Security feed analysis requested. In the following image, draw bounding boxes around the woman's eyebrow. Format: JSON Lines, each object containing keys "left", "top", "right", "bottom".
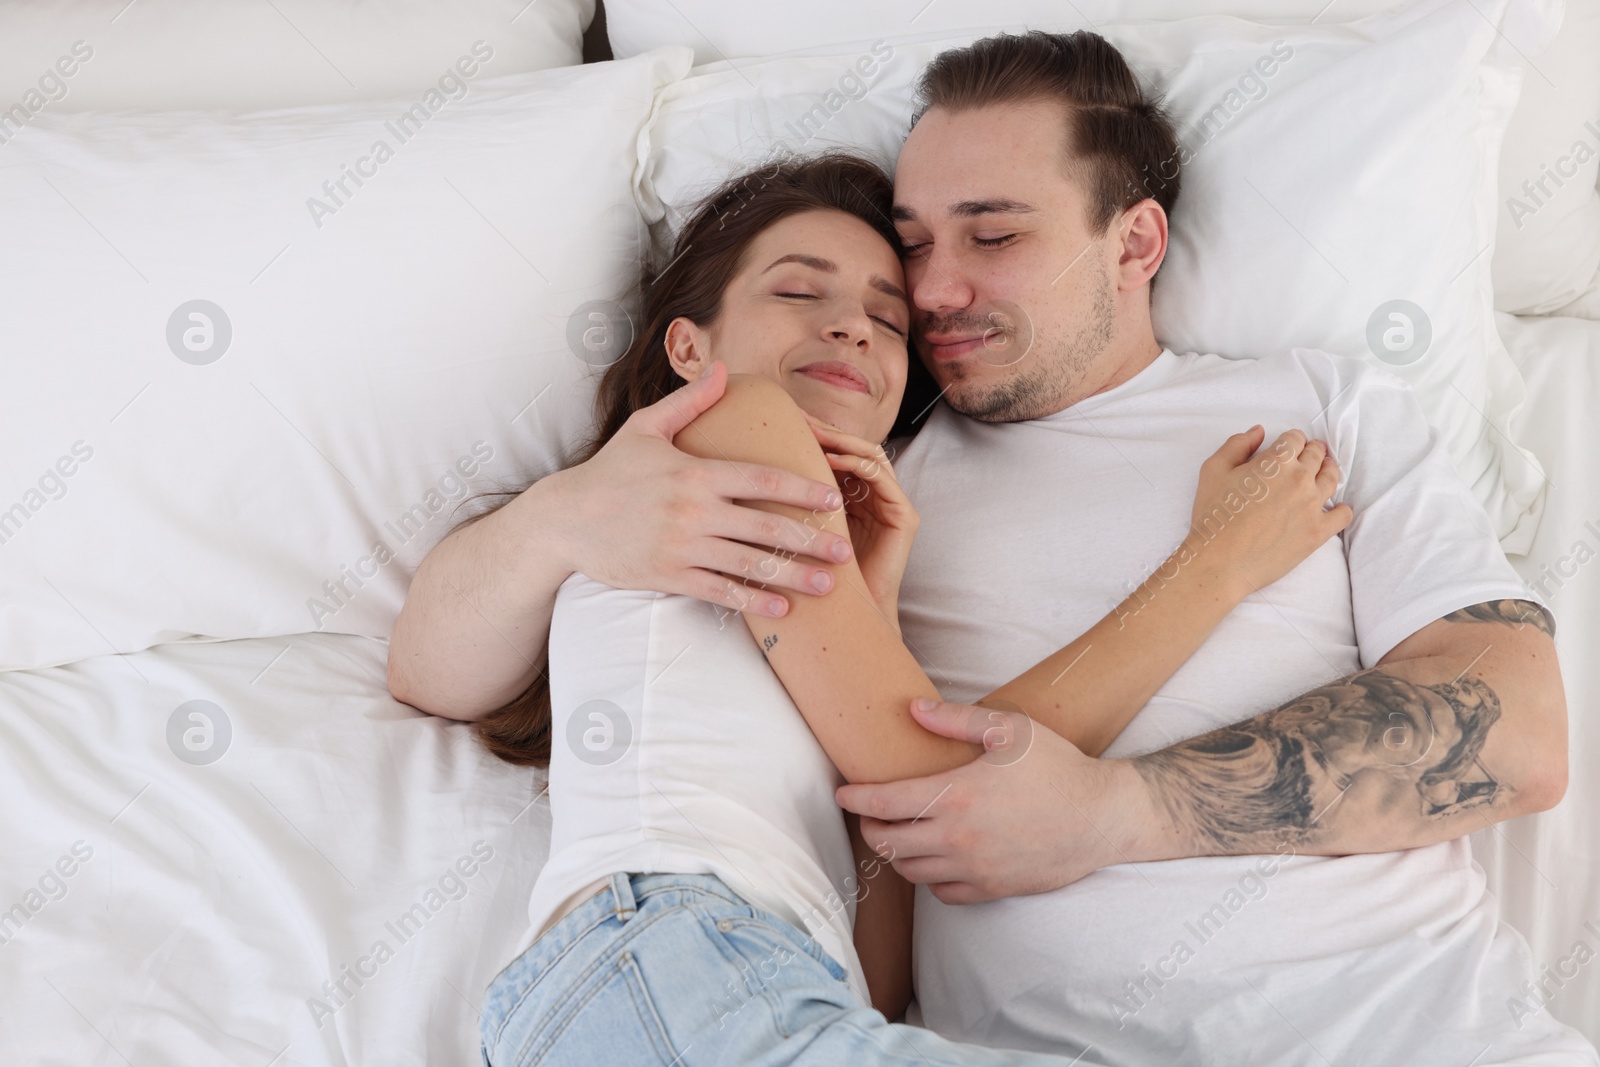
{"left": 871, "top": 276, "right": 908, "bottom": 303}
{"left": 761, "top": 253, "right": 834, "bottom": 274}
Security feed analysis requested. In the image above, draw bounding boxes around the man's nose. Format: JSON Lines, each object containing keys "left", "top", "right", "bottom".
{"left": 909, "top": 251, "right": 974, "bottom": 314}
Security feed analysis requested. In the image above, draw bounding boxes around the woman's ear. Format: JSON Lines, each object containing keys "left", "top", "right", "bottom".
{"left": 664, "top": 316, "right": 709, "bottom": 382}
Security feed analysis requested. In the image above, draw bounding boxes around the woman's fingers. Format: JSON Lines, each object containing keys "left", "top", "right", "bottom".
{"left": 824, "top": 451, "right": 905, "bottom": 503}
{"left": 1295, "top": 438, "right": 1327, "bottom": 472}
{"left": 1208, "top": 425, "right": 1264, "bottom": 470}
{"left": 804, "top": 411, "right": 892, "bottom": 463}
{"left": 1267, "top": 428, "right": 1309, "bottom": 466}
{"left": 1314, "top": 452, "right": 1342, "bottom": 497}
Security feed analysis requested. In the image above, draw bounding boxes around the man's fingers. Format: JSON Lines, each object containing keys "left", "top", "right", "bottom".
{"left": 1322, "top": 502, "right": 1354, "bottom": 537}
{"left": 705, "top": 498, "right": 851, "bottom": 568}
{"left": 678, "top": 568, "right": 789, "bottom": 619}
{"left": 910, "top": 698, "right": 1029, "bottom": 759}
{"left": 886, "top": 855, "right": 965, "bottom": 885}
{"left": 645, "top": 359, "right": 728, "bottom": 438}
{"left": 836, "top": 778, "right": 950, "bottom": 822}
{"left": 697, "top": 525, "right": 841, "bottom": 599}
{"left": 857, "top": 813, "right": 944, "bottom": 861}
{"left": 928, "top": 881, "right": 990, "bottom": 905}
{"left": 708, "top": 459, "right": 846, "bottom": 517}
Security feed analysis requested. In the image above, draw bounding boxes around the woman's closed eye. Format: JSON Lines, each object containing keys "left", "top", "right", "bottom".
{"left": 780, "top": 291, "right": 905, "bottom": 338}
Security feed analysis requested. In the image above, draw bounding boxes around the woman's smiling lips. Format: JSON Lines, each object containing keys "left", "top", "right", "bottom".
{"left": 797, "top": 360, "right": 870, "bottom": 394}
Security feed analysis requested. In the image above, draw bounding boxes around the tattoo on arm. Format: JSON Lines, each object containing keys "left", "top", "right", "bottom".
{"left": 1441, "top": 599, "right": 1555, "bottom": 638}
{"left": 1131, "top": 669, "right": 1506, "bottom": 853}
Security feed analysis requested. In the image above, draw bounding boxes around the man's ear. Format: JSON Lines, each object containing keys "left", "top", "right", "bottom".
{"left": 664, "top": 316, "right": 710, "bottom": 382}
{"left": 1116, "top": 198, "right": 1168, "bottom": 291}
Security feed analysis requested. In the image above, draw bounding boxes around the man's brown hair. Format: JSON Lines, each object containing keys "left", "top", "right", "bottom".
{"left": 912, "top": 30, "right": 1182, "bottom": 237}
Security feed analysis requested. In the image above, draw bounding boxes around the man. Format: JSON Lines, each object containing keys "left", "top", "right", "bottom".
{"left": 390, "top": 30, "right": 1593, "bottom": 1066}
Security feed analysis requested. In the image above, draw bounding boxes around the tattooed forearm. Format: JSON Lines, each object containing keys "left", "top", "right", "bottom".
{"left": 1130, "top": 669, "right": 1506, "bottom": 853}
{"left": 1442, "top": 599, "right": 1555, "bottom": 638}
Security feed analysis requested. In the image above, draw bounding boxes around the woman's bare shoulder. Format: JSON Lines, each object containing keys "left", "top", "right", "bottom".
{"left": 672, "top": 373, "right": 824, "bottom": 474}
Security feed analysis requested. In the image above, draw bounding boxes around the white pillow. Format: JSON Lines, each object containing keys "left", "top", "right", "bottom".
{"left": 605, "top": 0, "right": 1405, "bottom": 65}
{"left": 637, "top": 0, "right": 1546, "bottom": 551}
{"left": 1551, "top": 260, "right": 1600, "bottom": 320}
{"left": 0, "top": 47, "right": 692, "bottom": 671}
{"left": 1490, "top": 0, "right": 1600, "bottom": 315}
{"left": 0, "top": 0, "right": 594, "bottom": 113}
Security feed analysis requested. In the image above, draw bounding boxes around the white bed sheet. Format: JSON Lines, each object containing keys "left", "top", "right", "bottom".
{"left": 1471, "top": 312, "right": 1600, "bottom": 1044}
{"left": 0, "top": 632, "right": 551, "bottom": 1066}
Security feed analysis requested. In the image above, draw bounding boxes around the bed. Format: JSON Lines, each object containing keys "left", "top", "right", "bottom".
{"left": 1, "top": 0, "right": 1596, "bottom": 1062}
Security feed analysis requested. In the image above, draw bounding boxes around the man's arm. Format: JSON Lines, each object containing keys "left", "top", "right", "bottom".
{"left": 837, "top": 599, "right": 1568, "bottom": 903}
{"left": 1124, "top": 599, "right": 1566, "bottom": 857}
{"left": 387, "top": 362, "right": 852, "bottom": 720}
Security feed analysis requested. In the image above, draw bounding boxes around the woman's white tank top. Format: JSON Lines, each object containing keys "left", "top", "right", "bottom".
{"left": 519, "top": 572, "right": 869, "bottom": 1000}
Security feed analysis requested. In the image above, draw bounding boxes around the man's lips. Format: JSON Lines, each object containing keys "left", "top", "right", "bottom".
{"left": 796, "top": 360, "right": 870, "bottom": 394}
{"left": 924, "top": 334, "right": 995, "bottom": 362}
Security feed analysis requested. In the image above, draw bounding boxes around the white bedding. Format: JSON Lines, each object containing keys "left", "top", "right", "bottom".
{"left": 3, "top": 335, "right": 1597, "bottom": 1060}
{"left": 0, "top": 632, "right": 551, "bottom": 1066}
{"left": 1472, "top": 311, "right": 1600, "bottom": 1044}
{"left": 3, "top": 316, "right": 1595, "bottom": 1062}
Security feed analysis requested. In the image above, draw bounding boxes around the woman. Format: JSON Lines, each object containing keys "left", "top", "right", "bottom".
{"left": 471, "top": 152, "right": 1349, "bottom": 1066}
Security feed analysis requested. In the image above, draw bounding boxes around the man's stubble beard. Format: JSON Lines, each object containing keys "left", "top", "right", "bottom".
{"left": 937, "top": 258, "right": 1116, "bottom": 424}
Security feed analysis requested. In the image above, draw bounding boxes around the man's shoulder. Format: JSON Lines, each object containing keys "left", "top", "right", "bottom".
{"left": 1177, "top": 347, "right": 1414, "bottom": 415}
{"left": 1183, "top": 346, "right": 1393, "bottom": 385}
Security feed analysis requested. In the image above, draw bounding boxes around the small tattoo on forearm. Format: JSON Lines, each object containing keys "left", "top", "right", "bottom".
{"left": 762, "top": 633, "right": 779, "bottom": 652}
{"left": 1442, "top": 599, "right": 1555, "bottom": 638}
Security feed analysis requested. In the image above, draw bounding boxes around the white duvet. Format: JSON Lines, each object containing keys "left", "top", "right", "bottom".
{"left": 0, "top": 632, "right": 551, "bottom": 1066}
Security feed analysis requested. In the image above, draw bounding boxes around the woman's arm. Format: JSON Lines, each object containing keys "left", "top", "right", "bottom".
{"left": 975, "top": 426, "right": 1350, "bottom": 756}
{"left": 674, "top": 373, "right": 979, "bottom": 783}
{"left": 676, "top": 379, "right": 1351, "bottom": 777}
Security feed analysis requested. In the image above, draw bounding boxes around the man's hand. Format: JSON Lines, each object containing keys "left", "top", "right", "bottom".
{"left": 835, "top": 600, "right": 1567, "bottom": 905}
{"left": 835, "top": 699, "right": 1146, "bottom": 904}
{"left": 388, "top": 360, "right": 854, "bottom": 719}
{"left": 549, "top": 360, "right": 854, "bottom": 617}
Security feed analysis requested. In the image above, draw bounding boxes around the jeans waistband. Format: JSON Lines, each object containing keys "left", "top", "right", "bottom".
{"left": 601, "top": 872, "right": 748, "bottom": 917}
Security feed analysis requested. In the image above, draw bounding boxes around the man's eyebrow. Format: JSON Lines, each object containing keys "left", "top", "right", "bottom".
{"left": 891, "top": 199, "right": 1039, "bottom": 222}
{"left": 762, "top": 252, "right": 907, "bottom": 304}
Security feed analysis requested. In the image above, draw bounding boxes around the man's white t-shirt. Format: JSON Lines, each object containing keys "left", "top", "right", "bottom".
{"left": 891, "top": 348, "right": 1593, "bottom": 1065}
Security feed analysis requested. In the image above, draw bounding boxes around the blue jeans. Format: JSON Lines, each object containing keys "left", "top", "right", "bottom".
{"left": 481, "top": 872, "right": 1097, "bottom": 1066}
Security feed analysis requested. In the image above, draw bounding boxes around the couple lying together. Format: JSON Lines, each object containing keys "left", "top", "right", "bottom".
{"left": 389, "top": 29, "right": 1595, "bottom": 1067}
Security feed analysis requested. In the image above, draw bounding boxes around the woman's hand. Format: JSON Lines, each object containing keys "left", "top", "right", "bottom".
{"left": 1188, "top": 426, "right": 1354, "bottom": 598}
{"left": 801, "top": 412, "right": 917, "bottom": 632}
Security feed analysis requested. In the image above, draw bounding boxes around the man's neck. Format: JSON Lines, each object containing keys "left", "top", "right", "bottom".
{"left": 1062, "top": 333, "right": 1165, "bottom": 412}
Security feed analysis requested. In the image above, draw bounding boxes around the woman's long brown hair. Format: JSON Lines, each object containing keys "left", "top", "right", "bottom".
{"left": 460, "top": 151, "right": 941, "bottom": 767}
